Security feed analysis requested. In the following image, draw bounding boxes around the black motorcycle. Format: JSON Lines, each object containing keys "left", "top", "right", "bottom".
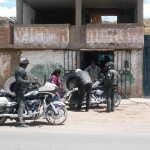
{"left": 0, "top": 81, "right": 67, "bottom": 125}
{"left": 64, "top": 80, "right": 121, "bottom": 109}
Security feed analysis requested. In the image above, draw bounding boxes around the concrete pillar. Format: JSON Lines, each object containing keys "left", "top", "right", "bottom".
{"left": 137, "top": 0, "right": 143, "bottom": 24}
{"left": 75, "top": 0, "right": 82, "bottom": 49}
{"left": 17, "top": 0, "right": 23, "bottom": 24}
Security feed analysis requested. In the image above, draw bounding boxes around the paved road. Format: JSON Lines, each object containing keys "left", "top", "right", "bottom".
{"left": 0, "top": 100, "right": 150, "bottom": 150}
{"left": 0, "top": 129, "right": 150, "bottom": 150}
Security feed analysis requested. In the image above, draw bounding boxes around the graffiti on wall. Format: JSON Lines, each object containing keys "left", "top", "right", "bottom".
{"left": 118, "top": 70, "right": 135, "bottom": 85}
{"left": 31, "top": 62, "right": 64, "bottom": 80}
{"left": 14, "top": 25, "right": 69, "bottom": 48}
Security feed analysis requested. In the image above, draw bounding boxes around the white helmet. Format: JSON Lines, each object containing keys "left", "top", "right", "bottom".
{"left": 19, "top": 58, "right": 29, "bottom": 66}
{"left": 75, "top": 69, "right": 82, "bottom": 74}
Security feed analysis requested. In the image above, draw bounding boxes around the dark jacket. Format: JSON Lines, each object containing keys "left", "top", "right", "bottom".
{"left": 15, "top": 66, "right": 28, "bottom": 92}
{"left": 104, "top": 69, "right": 118, "bottom": 86}
{"left": 76, "top": 71, "right": 92, "bottom": 87}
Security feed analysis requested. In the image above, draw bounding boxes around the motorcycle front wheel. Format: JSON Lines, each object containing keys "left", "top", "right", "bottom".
{"left": 46, "top": 105, "right": 67, "bottom": 125}
{"left": 0, "top": 117, "right": 7, "bottom": 125}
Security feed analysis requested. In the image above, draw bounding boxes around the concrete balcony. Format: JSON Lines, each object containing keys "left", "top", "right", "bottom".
{"left": 14, "top": 24, "right": 69, "bottom": 49}
{"left": 13, "top": 24, "right": 144, "bottom": 50}
{"left": 86, "top": 24, "right": 144, "bottom": 50}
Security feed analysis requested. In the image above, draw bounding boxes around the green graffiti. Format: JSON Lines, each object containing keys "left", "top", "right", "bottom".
{"left": 119, "top": 70, "right": 135, "bottom": 84}
{"left": 31, "top": 62, "right": 64, "bottom": 80}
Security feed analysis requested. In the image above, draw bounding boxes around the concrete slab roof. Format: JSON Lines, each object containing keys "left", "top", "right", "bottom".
{"left": 25, "top": 0, "right": 137, "bottom": 9}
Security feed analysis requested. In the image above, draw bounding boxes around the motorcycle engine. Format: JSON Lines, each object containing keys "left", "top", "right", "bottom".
{"left": 95, "top": 90, "right": 103, "bottom": 96}
{"left": 26, "top": 99, "right": 41, "bottom": 114}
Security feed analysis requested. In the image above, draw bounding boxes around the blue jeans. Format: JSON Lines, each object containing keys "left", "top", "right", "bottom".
{"left": 54, "top": 93, "right": 60, "bottom": 101}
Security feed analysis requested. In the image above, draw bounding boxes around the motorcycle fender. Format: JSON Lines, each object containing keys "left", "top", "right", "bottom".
{"left": 47, "top": 101, "right": 66, "bottom": 108}
{"left": 52, "top": 101, "right": 66, "bottom": 106}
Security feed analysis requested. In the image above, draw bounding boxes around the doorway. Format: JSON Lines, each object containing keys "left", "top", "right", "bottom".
{"left": 80, "top": 51, "right": 114, "bottom": 71}
{"left": 143, "top": 35, "right": 150, "bottom": 97}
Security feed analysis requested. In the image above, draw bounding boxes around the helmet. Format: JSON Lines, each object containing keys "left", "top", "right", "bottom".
{"left": 75, "top": 69, "right": 82, "bottom": 74}
{"left": 105, "top": 62, "right": 115, "bottom": 70}
{"left": 19, "top": 58, "right": 29, "bottom": 66}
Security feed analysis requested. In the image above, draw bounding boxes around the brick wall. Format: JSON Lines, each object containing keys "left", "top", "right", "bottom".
{"left": 0, "top": 26, "right": 10, "bottom": 46}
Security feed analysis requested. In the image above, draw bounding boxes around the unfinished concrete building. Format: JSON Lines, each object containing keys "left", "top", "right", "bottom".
{"left": 0, "top": 0, "right": 144, "bottom": 97}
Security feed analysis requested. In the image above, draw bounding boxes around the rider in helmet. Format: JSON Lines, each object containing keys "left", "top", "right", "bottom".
{"left": 103, "top": 62, "right": 118, "bottom": 112}
{"left": 15, "top": 58, "right": 30, "bottom": 127}
{"left": 75, "top": 68, "right": 92, "bottom": 112}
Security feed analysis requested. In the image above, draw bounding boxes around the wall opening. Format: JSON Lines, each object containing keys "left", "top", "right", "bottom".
{"left": 35, "top": 8, "right": 75, "bottom": 25}
{"left": 101, "top": 16, "right": 117, "bottom": 24}
{"left": 80, "top": 50, "right": 114, "bottom": 71}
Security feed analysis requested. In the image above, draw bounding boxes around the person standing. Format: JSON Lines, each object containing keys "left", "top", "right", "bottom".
{"left": 75, "top": 69, "right": 92, "bottom": 112}
{"left": 15, "top": 58, "right": 30, "bottom": 127}
{"left": 85, "top": 61, "right": 101, "bottom": 81}
{"left": 103, "top": 62, "right": 118, "bottom": 112}
{"left": 48, "top": 69, "right": 62, "bottom": 101}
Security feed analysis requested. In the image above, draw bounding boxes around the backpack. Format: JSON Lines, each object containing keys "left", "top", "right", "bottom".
{"left": 103, "top": 71, "right": 114, "bottom": 87}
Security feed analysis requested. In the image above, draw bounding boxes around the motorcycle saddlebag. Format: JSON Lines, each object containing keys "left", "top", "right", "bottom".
{"left": 0, "top": 97, "right": 8, "bottom": 112}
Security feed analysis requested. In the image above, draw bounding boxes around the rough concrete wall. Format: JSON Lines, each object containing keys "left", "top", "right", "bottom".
{"left": 0, "top": 26, "right": 10, "bottom": 46}
{"left": 0, "top": 50, "right": 20, "bottom": 88}
{"left": 14, "top": 24, "right": 69, "bottom": 49}
{"left": 114, "top": 49, "right": 143, "bottom": 98}
{"left": 145, "top": 26, "right": 150, "bottom": 35}
{"left": 0, "top": 49, "right": 77, "bottom": 88}
{"left": 86, "top": 24, "right": 144, "bottom": 49}
{"left": 23, "top": 2, "right": 35, "bottom": 25}
{"left": 20, "top": 50, "right": 66, "bottom": 84}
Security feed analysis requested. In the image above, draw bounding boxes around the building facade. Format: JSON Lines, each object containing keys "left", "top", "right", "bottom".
{"left": 0, "top": 0, "right": 144, "bottom": 97}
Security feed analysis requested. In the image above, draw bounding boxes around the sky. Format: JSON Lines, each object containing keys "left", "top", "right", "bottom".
{"left": 0, "top": 0, "right": 150, "bottom": 19}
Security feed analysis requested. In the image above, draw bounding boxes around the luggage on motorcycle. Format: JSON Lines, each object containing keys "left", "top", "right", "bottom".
{"left": 0, "top": 90, "right": 14, "bottom": 99}
{"left": 0, "top": 97, "right": 8, "bottom": 113}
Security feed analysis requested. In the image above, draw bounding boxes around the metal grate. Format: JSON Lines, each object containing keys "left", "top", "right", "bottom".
{"left": 64, "top": 50, "right": 78, "bottom": 74}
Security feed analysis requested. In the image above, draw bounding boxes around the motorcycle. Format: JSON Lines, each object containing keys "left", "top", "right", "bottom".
{"left": 0, "top": 81, "right": 67, "bottom": 125}
{"left": 64, "top": 79, "right": 121, "bottom": 109}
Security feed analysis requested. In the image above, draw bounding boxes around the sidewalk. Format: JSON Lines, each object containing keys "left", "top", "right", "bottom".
{"left": 121, "top": 98, "right": 150, "bottom": 105}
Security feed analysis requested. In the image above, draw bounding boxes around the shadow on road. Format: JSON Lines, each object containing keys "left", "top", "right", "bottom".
{"left": 1, "top": 120, "right": 65, "bottom": 128}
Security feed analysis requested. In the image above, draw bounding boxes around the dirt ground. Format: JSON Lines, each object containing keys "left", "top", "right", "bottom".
{"left": 1, "top": 99, "right": 150, "bottom": 135}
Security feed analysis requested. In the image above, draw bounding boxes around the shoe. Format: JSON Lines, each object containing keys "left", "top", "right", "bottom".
{"left": 16, "top": 121, "right": 26, "bottom": 125}
{"left": 106, "top": 110, "right": 111, "bottom": 113}
{"left": 18, "top": 124, "right": 30, "bottom": 128}
{"left": 85, "top": 109, "right": 89, "bottom": 112}
{"left": 111, "top": 109, "right": 114, "bottom": 112}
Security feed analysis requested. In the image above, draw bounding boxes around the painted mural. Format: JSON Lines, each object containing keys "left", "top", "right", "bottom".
{"left": 31, "top": 62, "right": 64, "bottom": 81}
{"left": 114, "top": 50, "right": 142, "bottom": 97}
{"left": 20, "top": 50, "right": 65, "bottom": 84}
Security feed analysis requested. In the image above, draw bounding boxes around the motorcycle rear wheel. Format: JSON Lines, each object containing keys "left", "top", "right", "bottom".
{"left": 68, "top": 103, "right": 77, "bottom": 109}
{"left": 46, "top": 105, "right": 67, "bottom": 125}
{"left": 0, "top": 117, "right": 7, "bottom": 125}
{"left": 114, "top": 92, "right": 121, "bottom": 107}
